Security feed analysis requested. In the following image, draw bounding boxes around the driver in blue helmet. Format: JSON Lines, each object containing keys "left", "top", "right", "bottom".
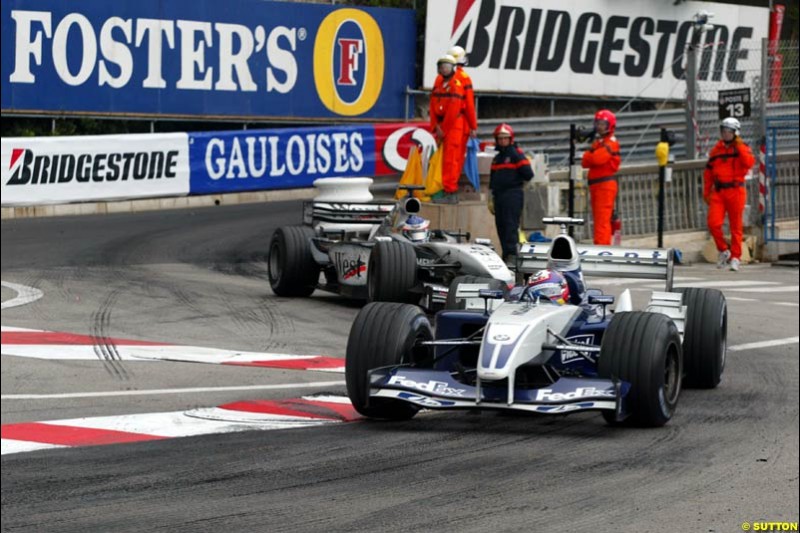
{"left": 401, "top": 215, "right": 431, "bottom": 243}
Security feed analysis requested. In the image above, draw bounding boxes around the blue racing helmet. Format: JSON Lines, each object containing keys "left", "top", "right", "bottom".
{"left": 401, "top": 215, "right": 430, "bottom": 243}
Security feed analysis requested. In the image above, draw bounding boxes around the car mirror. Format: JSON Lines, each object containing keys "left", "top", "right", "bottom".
{"left": 478, "top": 289, "right": 504, "bottom": 299}
{"left": 588, "top": 294, "right": 615, "bottom": 306}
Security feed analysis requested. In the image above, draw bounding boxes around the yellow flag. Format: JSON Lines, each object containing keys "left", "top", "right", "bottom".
{"left": 423, "top": 145, "right": 444, "bottom": 198}
{"left": 395, "top": 147, "right": 424, "bottom": 200}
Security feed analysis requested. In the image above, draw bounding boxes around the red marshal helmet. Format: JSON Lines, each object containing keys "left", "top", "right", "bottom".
{"left": 493, "top": 123, "right": 514, "bottom": 142}
{"left": 594, "top": 109, "right": 617, "bottom": 133}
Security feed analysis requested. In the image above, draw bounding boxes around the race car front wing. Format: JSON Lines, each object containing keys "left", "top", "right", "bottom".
{"left": 367, "top": 367, "right": 631, "bottom": 418}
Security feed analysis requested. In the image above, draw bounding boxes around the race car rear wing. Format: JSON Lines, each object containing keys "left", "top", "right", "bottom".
{"left": 303, "top": 201, "right": 396, "bottom": 226}
{"left": 516, "top": 242, "right": 675, "bottom": 292}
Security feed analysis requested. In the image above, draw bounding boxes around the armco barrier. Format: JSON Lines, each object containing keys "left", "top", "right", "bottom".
{"left": 479, "top": 102, "right": 799, "bottom": 167}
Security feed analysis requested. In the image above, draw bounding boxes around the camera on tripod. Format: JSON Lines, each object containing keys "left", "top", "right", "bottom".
{"left": 573, "top": 125, "right": 596, "bottom": 143}
{"left": 660, "top": 129, "right": 678, "bottom": 146}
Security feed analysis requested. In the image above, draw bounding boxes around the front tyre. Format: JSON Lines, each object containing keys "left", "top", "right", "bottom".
{"left": 268, "top": 226, "right": 319, "bottom": 297}
{"left": 346, "top": 302, "right": 432, "bottom": 420}
{"left": 598, "top": 312, "right": 683, "bottom": 427}
{"left": 367, "top": 241, "right": 418, "bottom": 304}
{"left": 678, "top": 288, "right": 727, "bottom": 389}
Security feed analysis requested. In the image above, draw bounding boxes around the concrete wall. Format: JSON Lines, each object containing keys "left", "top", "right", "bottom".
{"left": 420, "top": 201, "right": 501, "bottom": 252}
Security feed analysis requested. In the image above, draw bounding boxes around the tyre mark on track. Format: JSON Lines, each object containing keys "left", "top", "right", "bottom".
{"left": 215, "top": 287, "right": 296, "bottom": 350}
{"left": 90, "top": 290, "right": 131, "bottom": 381}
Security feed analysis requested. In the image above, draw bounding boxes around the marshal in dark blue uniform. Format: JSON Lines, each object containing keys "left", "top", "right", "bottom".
{"left": 489, "top": 123, "right": 534, "bottom": 262}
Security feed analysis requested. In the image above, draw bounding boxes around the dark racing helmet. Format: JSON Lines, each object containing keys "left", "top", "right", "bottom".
{"left": 527, "top": 269, "right": 570, "bottom": 304}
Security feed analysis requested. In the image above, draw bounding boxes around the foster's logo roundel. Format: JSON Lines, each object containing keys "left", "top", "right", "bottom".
{"left": 314, "top": 9, "right": 384, "bottom": 116}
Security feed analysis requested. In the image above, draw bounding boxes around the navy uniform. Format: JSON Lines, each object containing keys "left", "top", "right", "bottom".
{"left": 490, "top": 123, "right": 533, "bottom": 261}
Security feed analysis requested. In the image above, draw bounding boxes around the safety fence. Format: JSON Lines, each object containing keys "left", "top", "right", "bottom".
{"left": 476, "top": 39, "right": 799, "bottom": 170}
{"left": 765, "top": 117, "right": 800, "bottom": 244}
{"left": 693, "top": 40, "right": 799, "bottom": 159}
{"left": 478, "top": 102, "right": 798, "bottom": 169}
{"left": 547, "top": 152, "right": 799, "bottom": 240}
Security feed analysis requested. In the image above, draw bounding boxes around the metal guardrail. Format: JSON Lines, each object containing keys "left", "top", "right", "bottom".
{"left": 479, "top": 102, "right": 799, "bottom": 168}
{"left": 545, "top": 152, "right": 799, "bottom": 240}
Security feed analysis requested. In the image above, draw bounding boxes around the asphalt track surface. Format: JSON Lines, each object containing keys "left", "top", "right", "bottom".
{"left": 2, "top": 202, "right": 798, "bottom": 532}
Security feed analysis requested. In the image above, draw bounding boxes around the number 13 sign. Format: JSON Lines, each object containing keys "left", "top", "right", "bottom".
{"left": 718, "top": 88, "right": 752, "bottom": 119}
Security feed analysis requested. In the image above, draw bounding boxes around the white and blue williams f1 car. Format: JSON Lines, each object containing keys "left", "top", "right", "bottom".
{"left": 345, "top": 217, "right": 727, "bottom": 427}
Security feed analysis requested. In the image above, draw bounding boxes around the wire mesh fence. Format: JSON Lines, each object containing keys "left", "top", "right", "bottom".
{"left": 546, "top": 153, "right": 798, "bottom": 241}
{"left": 764, "top": 40, "right": 800, "bottom": 153}
{"left": 691, "top": 41, "right": 764, "bottom": 157}
{"left": 692, "top": 39, "right": 799, "bottom": 157}
{"left": 481, "top": 41, "right": 798, "bottom": 171}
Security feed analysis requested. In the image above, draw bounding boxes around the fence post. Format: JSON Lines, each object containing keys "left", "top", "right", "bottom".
{"left": 684, "top": 43, "right": 698, "bottom": 160}
{"left": 568, "top": 124, "right": 576, "bottom": 237}
{"left": 657, "top": 129, "right": 668, "bottom": 248}
{"left": 759, "top": 38, "right": 769, "bottom": 143}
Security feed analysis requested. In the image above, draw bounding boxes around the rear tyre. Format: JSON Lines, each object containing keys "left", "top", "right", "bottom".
{"left": 445, "top": 275, "right": 508, "bottom": 310}
{"left": 598, "top": 312, "right": 683, "bottom": 427}
{"left": 268, "top": 226, "right": 319, "bottom": 297}
{"left": 367, "top": 241, "right": 418, "bottom": 304}
{"left": 677, "top": 288, "right": 727, "bottom": 389}
{"left": 346, "top": 302, "right": 431, "bottom": 419}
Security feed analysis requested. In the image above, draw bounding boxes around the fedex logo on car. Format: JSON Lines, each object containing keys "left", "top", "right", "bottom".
{"left": 535, "top": 387, "right": 615, "bottom": 402}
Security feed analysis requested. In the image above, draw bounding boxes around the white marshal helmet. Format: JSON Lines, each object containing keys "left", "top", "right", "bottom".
{"left": 401, "top": 215, "right": 431, "bottom": 243}
{"left": 447, "top": 45, "right": 468, "bottom": 65}
{"left": 437, "top": 54, "right": 458, "bottom": 66}
{"left": 720, "top": 117, "right": 741, "bottom": 135}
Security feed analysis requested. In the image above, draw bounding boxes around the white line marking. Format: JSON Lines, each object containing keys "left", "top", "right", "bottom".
{"left": 1, "top": 281, "right": 44, "bottom": 310}
{"left": 652, "top": 280, "right": 781, "bottom": 289}
{"left": 0, "top": 343, "right": 343, "bottom": 370}
{"left": 774, "top": 302, "right": 800, "bottom": 307}
{"left": 0, "top": 439, "right": 65, "bottom": 455}
{"left": 0, "top": 344, "right": 324, "bottom": 362}
{"left": 726, "top": 296, "right": 759, "bottom": 302}
{"left": 726, "top": 286, "right": 799, "bottom": 293}
{"left": 0, "top": 381, "right": 346, "bottom": 400}
{"left": 728, "top": 337, "right": 800, "bottom": 352}
{"left": 0, "top": 326, "right": 42, "bottom": 332}
{"left": 590, "top": 276, "right": 702, "bottom": 286}
{"left": 303, "top": 394, "right": 353, "bottom": 404}
{"left": 185, "top": 408, "right": 335, "bottom": 426}
{"left": 40, "top": 411, "right": 329, "bottom": 438}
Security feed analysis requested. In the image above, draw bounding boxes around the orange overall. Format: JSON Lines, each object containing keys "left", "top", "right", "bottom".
{"left": 582, "top": 134, "right": 621, "bottom": 245}
{"left": 704, "top": 138, "right": 755, "bottom": 260}
{"left": 430, "top": 74, "right": 466, "bottom": 194}
{"left": 455, "top": 66, "right": 477, "bottom": 178}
